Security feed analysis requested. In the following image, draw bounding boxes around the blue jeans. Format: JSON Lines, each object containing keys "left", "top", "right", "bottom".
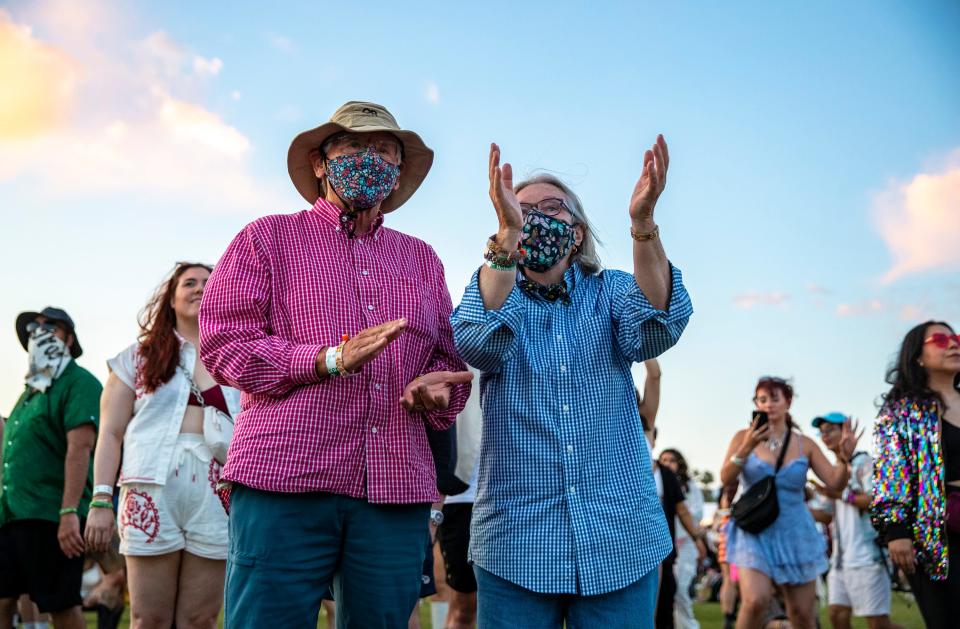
{"left": 224, "top": 485, "right": 429, "bottom": 628}
{"left": 474, "top": 565, "right": 658, "bottom": 628}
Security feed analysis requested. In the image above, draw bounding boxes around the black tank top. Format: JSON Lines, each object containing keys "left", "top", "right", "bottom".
{"left": 942, "top": 420, "right": 960, "bottom": 482}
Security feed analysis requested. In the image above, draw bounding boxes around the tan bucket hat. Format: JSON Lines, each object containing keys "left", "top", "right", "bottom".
{"left": 287, "top": 101, "right": 434, "bottom": 213}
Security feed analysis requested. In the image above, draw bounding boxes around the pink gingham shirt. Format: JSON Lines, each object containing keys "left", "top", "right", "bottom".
{"left": 198, "top": 199, "right": 469, "bottom": 504}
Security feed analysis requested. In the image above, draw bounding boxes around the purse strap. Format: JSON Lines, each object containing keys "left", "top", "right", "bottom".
{"left": 773, "top": 427, "right": 793, "bottom": 473}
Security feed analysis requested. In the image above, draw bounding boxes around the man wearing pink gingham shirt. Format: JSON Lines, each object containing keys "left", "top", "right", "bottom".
{"left": 199, "top": 101, "right": 472, "bottom": 628}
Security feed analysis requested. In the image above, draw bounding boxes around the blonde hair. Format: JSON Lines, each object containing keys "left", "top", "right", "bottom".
{"left": 514, "top": 174, "right": 603, "bottom": 275}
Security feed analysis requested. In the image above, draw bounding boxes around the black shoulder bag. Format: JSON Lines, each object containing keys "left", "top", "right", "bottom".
{"left": 731, "top": 429, "right": 792, "bottom": 534}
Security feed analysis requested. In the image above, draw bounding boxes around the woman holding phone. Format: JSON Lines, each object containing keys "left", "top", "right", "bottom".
{"left": 719, "top": 377, "right": 855, "bottom": 629}
{"left": 872, "top": 321, "right": 960, "bottom": 628}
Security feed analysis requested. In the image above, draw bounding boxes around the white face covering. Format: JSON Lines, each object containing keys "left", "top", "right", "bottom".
{"left": 25, "top": 327, "right": 72, "bottom": 392}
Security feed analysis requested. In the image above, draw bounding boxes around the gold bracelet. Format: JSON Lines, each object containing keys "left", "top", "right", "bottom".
{"left": 630, "top": 224, "right": 659, "bottom": 241}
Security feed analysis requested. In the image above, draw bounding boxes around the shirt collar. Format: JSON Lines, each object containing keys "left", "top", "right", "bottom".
{"left": 516, "top": 263, "right": 582, "bottom": 304}
{"left": 311, "top": 198, "right": 385, "bottom": 240}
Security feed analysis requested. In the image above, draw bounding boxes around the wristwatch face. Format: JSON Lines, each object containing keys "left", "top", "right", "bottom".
{"left": 430, "top": 509, "right": 444, "bottom": 526}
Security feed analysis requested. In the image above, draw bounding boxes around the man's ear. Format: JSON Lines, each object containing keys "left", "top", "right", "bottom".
{"left": 393, "top": 162, "right": 404, "bottom": 191}
{"left": 309, "top": 149, "right": 326, "bottom": 178}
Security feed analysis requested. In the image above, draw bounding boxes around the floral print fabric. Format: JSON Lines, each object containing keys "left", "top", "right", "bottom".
{"left": 519, "top": 211, "right": 575, "bottom": 272}
{"left": 325, "top": 147, "right": 400, "bottom": 236}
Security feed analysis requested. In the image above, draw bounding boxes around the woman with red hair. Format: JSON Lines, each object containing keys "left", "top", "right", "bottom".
{"left": 719, "top": 377, "right": 855, "bottom": 629}
{"left": 85, "top": 262, "right": 240, "bottom": 629}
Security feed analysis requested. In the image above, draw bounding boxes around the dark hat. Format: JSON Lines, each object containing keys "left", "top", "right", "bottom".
{"left": 15, "top": 307, "right": 83, "bottom": 358}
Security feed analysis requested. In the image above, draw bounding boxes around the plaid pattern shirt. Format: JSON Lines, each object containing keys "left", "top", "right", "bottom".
{"left": 199, "top": 199, "right": 469, "bottom": 504}
{"left": 451, "top": 263, "right": 692, "bottom": 595}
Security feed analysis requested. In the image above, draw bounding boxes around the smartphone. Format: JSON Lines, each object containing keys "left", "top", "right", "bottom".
{"left": 752, "top": 410, "right": 769, "bottom": 429}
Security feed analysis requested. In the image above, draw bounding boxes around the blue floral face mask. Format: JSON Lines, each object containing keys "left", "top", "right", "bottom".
{"left": 519, "top": 210, "right": 576, "bottom": 272}
{"left": 325, "top": 146, "right": 400, "bottom": 211}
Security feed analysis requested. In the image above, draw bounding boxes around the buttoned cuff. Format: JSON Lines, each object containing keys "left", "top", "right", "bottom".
{"left": 289, "top": 344, "right": 327, "bottom": 384}
{"left": 623, "top": 264, "right": 692, "bottom": 324}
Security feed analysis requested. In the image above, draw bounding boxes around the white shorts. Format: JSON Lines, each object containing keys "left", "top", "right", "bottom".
{"left": 118, "top": 434, "right": 228, "bottom": 560}
{"left": 827, "top": 563, "right": 891, "bottom": 617}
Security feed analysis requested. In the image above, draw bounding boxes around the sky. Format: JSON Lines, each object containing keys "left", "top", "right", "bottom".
{"left": 1, "top": 0, "right": 958, "bottom": 486}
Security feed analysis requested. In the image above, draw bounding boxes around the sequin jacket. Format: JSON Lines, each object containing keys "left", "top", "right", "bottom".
{"left": 871, "top": 396, "right": 948, "bottom": 580}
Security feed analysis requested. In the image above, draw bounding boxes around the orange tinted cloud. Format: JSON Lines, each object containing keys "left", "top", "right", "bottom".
{"left": 874, "top": 151, "right": 960, "bottom": 283}
{"left": 0, "top": 9, "right": 77, "bottom": 138}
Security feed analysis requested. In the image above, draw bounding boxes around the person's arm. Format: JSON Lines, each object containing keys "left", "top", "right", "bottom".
{"left": 92, "top": 374, "right": 135, "bottom": 494}
{"left": 629, "top": 135, "right": 672, "bottom": 310}
{"left": 871, "top": 404, "right": 915, "bottom": 542}
{"left": 478, "top": 143, "right": 524, "bottom": 311}
{"left": 806, "top": 435, "right": 850, "bottom": 492}
{"left": 637, "top": 359, "right": 661, "bottom": 427}
{"left": 60, "top": 424, "right": 95, "bottom": 558}
{"left": 809, "top": 507, "right": 833, "bottom": 525}
{"left": 676, "top": 499, "right": 707, "bottom": 560}
{"left": 719, "top": 423, "right": 771, "bottom": 486}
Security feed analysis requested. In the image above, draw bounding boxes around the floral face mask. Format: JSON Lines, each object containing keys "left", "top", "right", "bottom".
{"left": 519, "top": 210, "right": 576, "bottom": 272}
{"left": 325, "top": 146, "right": 400, "bottom": 211}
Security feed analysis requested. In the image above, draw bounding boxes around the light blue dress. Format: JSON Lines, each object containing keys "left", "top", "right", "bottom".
{"left": 725, "top": 452, "right": 828, "bottom": 584}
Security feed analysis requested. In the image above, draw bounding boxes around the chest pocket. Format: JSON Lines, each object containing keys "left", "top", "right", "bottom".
{"left": 387, "top": 275, "right": 437, "bottom": 367}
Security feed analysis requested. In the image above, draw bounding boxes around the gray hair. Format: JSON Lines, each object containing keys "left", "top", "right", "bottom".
{"left": 514, "top": 173, "right": 603, "bottom": 275}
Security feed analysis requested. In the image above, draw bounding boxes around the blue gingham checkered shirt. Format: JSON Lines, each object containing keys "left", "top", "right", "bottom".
{"left": 451, "top": 262, "right": 692, "bottom": 595}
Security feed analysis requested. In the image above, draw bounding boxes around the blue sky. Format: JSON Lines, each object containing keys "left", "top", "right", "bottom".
{"left": 1, "top": 0, "right": 958, "bottom": 483}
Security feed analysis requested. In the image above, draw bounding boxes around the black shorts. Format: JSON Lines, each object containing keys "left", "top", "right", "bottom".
{"left": 0, "top": 519, "right": 85, "bottom": 613}
{"left": 437, "top": 503, "right": 476, "bottom": 594}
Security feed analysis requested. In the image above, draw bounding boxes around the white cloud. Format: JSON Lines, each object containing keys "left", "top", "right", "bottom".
{"left": 806, "top": 283, "right": 830, "bottom": 295}
{"left": 0, "top": 6, "right": 284, "bottom": 212}
{"left": 873, "top": 150, "right": 960, "bottom": 283}
{"left": 836, "top": 300, "right": 886, "bottom": 317}
{"left": 230, "top": 90, "right": 242, "bottom": 101}
{"left": 425, "top": 81, "right": 440, "bottom": 105}
{"left": 732, "top": 292, "right": 790, "bottom": 309}
{"left": 193, "top": 55, "right": 223, "bottom": 77}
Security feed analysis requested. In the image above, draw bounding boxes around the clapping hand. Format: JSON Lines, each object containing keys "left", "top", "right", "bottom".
{"left": 401, "top": 371, "right": 474, "bottom": 413}
{"left": 488, "top": 143, "right": 523, "bottom": 242}
{"left": 629, "top": 135, "right": 669, "bottom": 222}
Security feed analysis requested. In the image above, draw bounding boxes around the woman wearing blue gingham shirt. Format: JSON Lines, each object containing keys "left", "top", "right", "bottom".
{"left": 451, "top": 137, "right": 692, "bottom": 628}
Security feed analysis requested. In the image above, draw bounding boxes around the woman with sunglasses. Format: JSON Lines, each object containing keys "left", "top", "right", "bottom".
{"left": 84, "top": 262, "right": 240, "bottom": 629}
{"left": 452, "top": 137, "right": 692, "bottom": 627}
{"left": 719, "top": 377, "right": 855, "bottom": 629}
{"left": 872, "top": 322, "right": 960, "bottom": 628}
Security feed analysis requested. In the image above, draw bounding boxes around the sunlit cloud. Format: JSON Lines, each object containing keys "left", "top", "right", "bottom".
{"left": 873, "top": 150, "right": 960, "bottom": 283}
{"left": 267, "top": 33, "right": 294, "bottom": 53}
{"left": 732, "top": 292, "right": 790, "bottom": 309}
{"left": 806, "top": 283, "right": 831, "bottom": 295}
{"left": 0, "top": 4, "right": 285, "bottom": 212}
{"left": 0, "top": 9, "right": 77, "bottom": 139}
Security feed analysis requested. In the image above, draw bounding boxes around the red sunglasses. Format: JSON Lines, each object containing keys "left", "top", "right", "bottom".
{"left": 924, "top": 333, "right": 960, "bottom": 349}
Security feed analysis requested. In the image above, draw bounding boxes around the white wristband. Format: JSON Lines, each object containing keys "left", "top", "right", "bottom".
{"left": 325, "top": 346, "right": 340, "bottom": 376}
{"left": 93, "top": 484, "right": 114, "bottom": 497}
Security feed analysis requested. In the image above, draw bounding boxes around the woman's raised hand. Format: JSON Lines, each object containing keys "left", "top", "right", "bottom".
{"left": 629, "top": 134, "right": 669, "bottom": 222}
{"left": 488, "top": 143, "right": 523, "bottom": 242}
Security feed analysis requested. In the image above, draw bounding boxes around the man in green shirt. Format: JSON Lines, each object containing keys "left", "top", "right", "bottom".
{"left": 0, "top": 307, "right": 100, "bottom": 629}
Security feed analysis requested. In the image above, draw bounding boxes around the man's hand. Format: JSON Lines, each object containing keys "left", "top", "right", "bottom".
{"left": 58, "top": 512, "right": 85, "bottom": 558}
{"left": 839, "top": 417, "right": 864, "bottom": 461}
{"left": 401, "top": 371, "right": 474, "bottom": 413}
{"left": 629, "top": 134, "right": 669, "bottom": 222}
{"left": 318, "top": 319, "right": 407, "bottom": 375}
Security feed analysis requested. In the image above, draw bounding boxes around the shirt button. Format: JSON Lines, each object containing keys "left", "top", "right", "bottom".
{"left": 560, "top": 365, "right": 567, "bottom": 373}
{"left": 556, "top": 334, "right": 562, "bottom": 341}
{"left": 367, "top": 305, "right": 375, "bottom": 311}
{"left": 569, "top": 486, "right": 577, "bottom": 494}
{"left": 373, "top": 383, "right": 382, "bottom": 391}
{"left": 562, "top": 404, "right": 570, "bottom": 412}
{"left": 371, "top": 427, "right": 378, "bottom": 434}
{"left": 362, "top": 270, "right": 369, "bottom": 276}
{"left": 566, "top": 445, "right": 574, "bottom": 453}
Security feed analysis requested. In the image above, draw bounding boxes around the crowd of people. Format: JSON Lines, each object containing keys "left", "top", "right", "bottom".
{"left": 0, "top": 100, "right": 958, "bottom": 629}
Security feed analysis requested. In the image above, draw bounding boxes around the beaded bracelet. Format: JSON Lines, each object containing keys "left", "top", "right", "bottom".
{"left": 484, "top": 235, "right": 524, "bottom": 270}
{"left": 90, "top": 500, "right": 114, "bottom": 511}
{"left": 59, "top": 507, "right": 78, "bottom": 516}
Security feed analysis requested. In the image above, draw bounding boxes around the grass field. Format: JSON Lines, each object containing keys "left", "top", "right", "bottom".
{"left": 84, "top": 592, "right": 925, "bottom": 628}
